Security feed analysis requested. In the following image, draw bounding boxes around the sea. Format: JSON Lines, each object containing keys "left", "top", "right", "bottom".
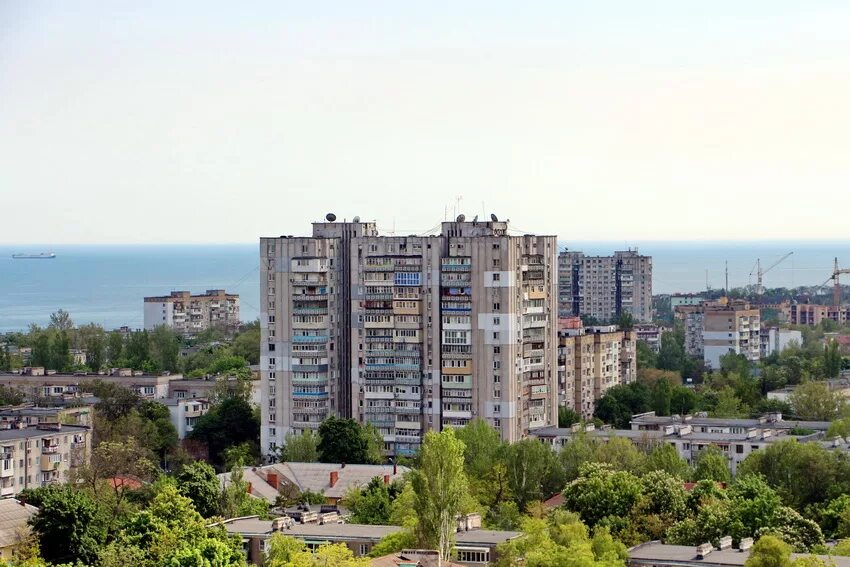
{"left": 1, "top": 241, "right": 849, "bottom": 333}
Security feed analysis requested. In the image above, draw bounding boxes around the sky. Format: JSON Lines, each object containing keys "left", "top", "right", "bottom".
{"left": 2, "top": 1, "right": 850, "bottom": 244}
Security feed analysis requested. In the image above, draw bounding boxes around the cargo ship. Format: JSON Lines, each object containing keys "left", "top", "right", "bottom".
{"left": 11, "top": 252, "right": 56, "bottom": 259}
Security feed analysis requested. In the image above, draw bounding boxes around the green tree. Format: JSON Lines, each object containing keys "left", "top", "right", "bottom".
{"left": 279, "top": 430, "right": 320, "bottom": 463}
{"left": 560, "top": 433, "right": 599, "bottom": 480}
{"left": 149, "top": 325, "right": 180, "bottom": 372}
{"left": 454, "top": 418, "right": 504, "bottom": 480}
{"left": 650, "top": 378, "right": 673, "bottom": 416}
{"left": 737, "top": 440, "right": 836, "bottom": 510}
{"left": 30, "top": 485, "right": 106, "bottom": 565}
{"left": 49, "top": 330, "right": 72, "bottom": 372}
{"left": 711, "top": 385, "right": 748, "bottom": 418}
{"left": 317, "top": 417, "right": 370, "bottom": 464}
{"left": 558, "top": 406, "right": 582, "bottom": 428}
{"left": 636, "top": 341, "right": 658, "bottom": 369}
{"left": 658, "top": 331, "right": 686, "bottom": 372}
{"left": 48, "top": 309, "right": 74, "bottom": 331}
{"left": 30, "top": 332, "right": 50, "bottom": 368}
{"left": 368, "top": 530, "right": 417, "bottom": 558}
{"left": 644, "top": 443, "right": 690, "bottom": 479}
{"left": 137, "top": 399, "right": 179, "bottom": 456}
{"left": 125, "top": 330, "right": 151, "bottom": 370}
{"left": 232, "top": 321, "right": 261, "bottom": 365}
{"left": 265, "top": 533, "right": 368, "bottom": 566}
{"left": 693, "top": 445, "right": 731, "bottom": 483}
{"left": 562, "top": 462, "right": 642, "bottom": 528}
{"left": 175, "top": 461, "right": 221, "bottom": 518}
{"left": 824, "top": 340, "right": 842, "bottom": 379}
{"left": 108, "top": 481, "right": 244, "bottom": 567}
{"left": 411, "top": 429, "right": 470, "bottom": 564}
{"left": 744, "top": 536, "right": 791, "bottom": 567}
{"left": 505, "top": 439, "right": 564, "bottom": 510}
{"left": 345, "top": 477, "right": 392, "bottom": 525}
{"left": 189, "top": 395, "right": 260, "bottom": 469}
{"left": 790, "top": 381, "right": 844, "bottom": 420}
{"left": 106, "top": 331, "right": 124, "bottom": 365}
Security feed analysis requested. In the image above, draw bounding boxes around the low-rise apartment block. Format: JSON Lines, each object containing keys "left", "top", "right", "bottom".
{"left": 670, "top": 294, "right": 705, "bottom": 309}
{"left": 532, "top": 411, "right": 833, "bottom": 475}
{"left": 682, "top": 300, "right": 760, "bottom": 369}
{"left": 0, "top": 367, "right": 176, "bottom": 400}
{"left": 217, "top": 515, "right": 521, "bottom": 567}
{"left": 163, "top": 398, "right": 210, "bottom": 439}
{"left": 558, "top": 249, "right": 653, "bottom": 323}
{"left": 557, "top": 326, "right": 636, "bottom": 419}
{"left": 144, "top": 290, "right": 240, "bottom": 335}
{"left": 0, "top": 422, "right": 91, "bottom": 497}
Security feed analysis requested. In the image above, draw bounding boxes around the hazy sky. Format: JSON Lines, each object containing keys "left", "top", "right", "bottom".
{"left": 3, "top": 1, "right": 850, "bottom": 244}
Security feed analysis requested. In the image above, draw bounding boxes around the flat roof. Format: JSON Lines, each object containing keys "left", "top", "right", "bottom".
{"left": 0, "top": 424, "right": 89, "bottom": 441}
{"left": 217, "top": 519, "right": 520, "bottom": 546}
{"left": 220, "top": 518, "right": 402, "bottom": 541}
{"left": 629, "top": 542, "right": 850, "bottom": 567}
{"left": 530, "top": 426, "right": 816, "bottom": 445}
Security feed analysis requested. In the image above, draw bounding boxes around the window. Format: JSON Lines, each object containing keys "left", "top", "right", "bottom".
{"left": 493, "top": 317, "right": 500, "bottom": 325}
{"left": 493, "top": 332, "right": 499, "bottom": 340}
{"left": 358, "top": 544, "right": 369, "bottom": 556}
{"left": 493, "top": 346, "right": 500, "bottom": 354}
{"left": 493, "top": 361, "right": 500, "bottom": 369}
{"left": 493, "top": 302, "right": 500, "bottom": 310}
{"left": 492, "top": 273, "right": 500, "bottom": 282}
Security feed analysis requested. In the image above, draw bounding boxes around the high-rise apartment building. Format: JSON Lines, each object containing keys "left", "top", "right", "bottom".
{"left": 558, "top": 250, "right": 652, "bottom": 323}
{"left": 260, "top": 216, "right": 559, "bottom": 458}
{"left": 683, "top": 300, "right": 761, "bottom": 369}
{"left": 557, "top": 326, "right": 636, "bottom": 419}
{"left": 143, "top": 290, "right": 240, "bottom": 335}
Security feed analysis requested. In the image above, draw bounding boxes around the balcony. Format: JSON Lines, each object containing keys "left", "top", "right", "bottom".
{"left": 0, "top": 461, "right": 13, "bottom": 478}
{"left": 41, "top": 445, "right": 59, "bottom": 455}
{"left": 292, "top": 364, "right": 329, "bottom": 373}
{"left": 41, "top": 455, "right": 61, "bottom": 470}
{"left": 0, "top": 485, "right": 14, "bottom": 497}
{"left": 292, "top": 335, "right": 328, "bottom": 344}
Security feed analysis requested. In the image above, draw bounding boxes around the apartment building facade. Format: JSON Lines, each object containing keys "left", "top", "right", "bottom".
{"left": 260, "top": 216, "right": 559, "bottom": 458}
{"left": 557, "top": 326, "right": 636, "bottom": 419}
{"left": 784, "top": 303, "right": 850, "bottom": 326}
{"left": 558, "top": 250, "right": 652, "bottom": 323}
{"left": 143, "top": 290, "right": 240, "bottom": 335}
{"left": 0, "top": 423, "right": 91, "bottom": 497}
{"left": 683, "top": 300, "right": 761, "bottom": 369}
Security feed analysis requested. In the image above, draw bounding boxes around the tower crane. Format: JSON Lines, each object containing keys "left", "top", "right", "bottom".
{"left": 749, "top": 251, "right": 793, "bottom": 295}
{"left": 829, "top": 258, "right": 850, "bottom": 307}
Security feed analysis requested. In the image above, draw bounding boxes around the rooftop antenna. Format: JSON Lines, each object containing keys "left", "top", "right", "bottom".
{"left": 705, "top": 269, "right": 710, "bottom": 292}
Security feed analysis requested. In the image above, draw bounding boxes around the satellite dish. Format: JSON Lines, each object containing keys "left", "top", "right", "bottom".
{"left": 456, "top": 214, "right": 466, "bottom": 222}
{"left": 353, "top": 216, "right": 360, "bottom": 223}
{"left": 325, "top": 213, "right": 336, "bottom": 222}
{"left": 490, "top": 213, "right": 498, "bottom": 222}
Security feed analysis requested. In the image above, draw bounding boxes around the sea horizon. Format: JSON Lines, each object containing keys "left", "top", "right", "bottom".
{"left": 2, "top": 240, "right": 849, "bottom": 333}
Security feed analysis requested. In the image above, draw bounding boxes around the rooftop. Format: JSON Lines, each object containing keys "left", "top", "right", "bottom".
{"left": 629, "top": 541, "right": 850, "bottom": 567}
{"left": 220, "top": 462, "right": 411, "bottom": 502}
{"left": 0, "top": 424, "right": 89, "bottom": 441}
{"left": 0, "top": 499, "right": 37, "bottom": 549}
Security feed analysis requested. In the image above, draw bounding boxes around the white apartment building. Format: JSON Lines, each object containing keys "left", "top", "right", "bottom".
{"left": 558, "top": 250, "right": 653, "bottom": 323}
{"left": 143, "top": 290, "right": 240, "bottom": 335}
{"left": 164, "top": 398, "right": 210, "bottom": 439}
{"left": 260, "top": 215, "right": 559, "bottom": 458}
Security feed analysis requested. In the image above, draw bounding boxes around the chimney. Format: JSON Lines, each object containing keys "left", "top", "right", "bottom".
{"left": 393, "top": 462, "right": 398, "bottom": 475}
{"left": 383, "top": 474, "right": 390, "bottom": 485}
{"left": 266, "top": 472, "right": 278, "bottom": 488}
{"left": 341, "top": 462, "right": 346, "bottom": 468}
{"left": 718, "top": 536, "right": 732, "bottom": 550}
{"left": 329, "top": 471, "right": 339, "bottom": 487}
{"left": 739, "top": 538, "right": 754, "bottom": 551}
{"left": 696, "top": 543, "right": 713, "bottom": 559}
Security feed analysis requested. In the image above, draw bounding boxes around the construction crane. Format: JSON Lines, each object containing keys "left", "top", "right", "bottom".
{"left": 749, "top": 252, "right": 793, "bottom": 295}
{"left": 829, "top": 258, "right": 850, "bottom": 307}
